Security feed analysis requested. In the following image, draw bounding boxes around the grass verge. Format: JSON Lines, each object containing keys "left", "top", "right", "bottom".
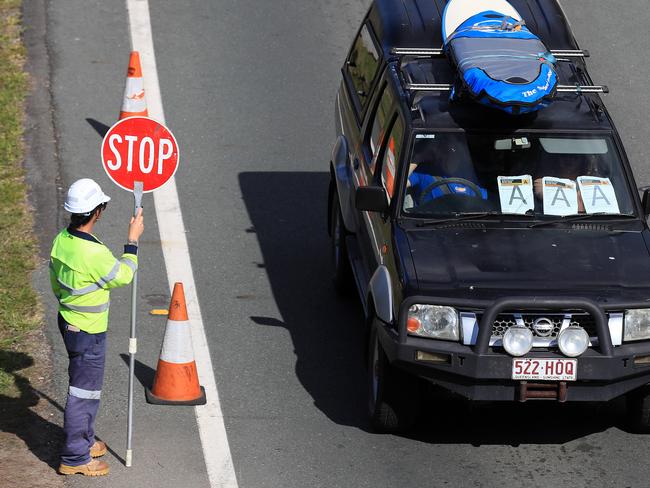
{"left": 0, "top": 0, "right": 41, "bottom": 397}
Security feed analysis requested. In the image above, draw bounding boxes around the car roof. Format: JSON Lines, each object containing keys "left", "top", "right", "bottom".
{"left": 367, "top": 0, "right": 615, "bottom": 133}
{"left": 368, "top": 0, "right": 579, "bottom": 54}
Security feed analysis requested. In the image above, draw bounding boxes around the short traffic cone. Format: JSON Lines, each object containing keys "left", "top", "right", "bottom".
{"left": 146, "top": 283, "right": 206, "bottom": 405}
{"left": 119, "top": 51, "right": 148, "bottom": 120}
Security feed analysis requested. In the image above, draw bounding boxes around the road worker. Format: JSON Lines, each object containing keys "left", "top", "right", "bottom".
{"left": 50, "top": 178, "right": 144, "bottom": 476}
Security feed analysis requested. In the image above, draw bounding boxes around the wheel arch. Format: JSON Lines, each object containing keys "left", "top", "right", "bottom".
{"left": 329, "top": 135, "right": 357, "bottom": 234}
{"left": 367, "top": 265, "right": 393, "bottom": 325}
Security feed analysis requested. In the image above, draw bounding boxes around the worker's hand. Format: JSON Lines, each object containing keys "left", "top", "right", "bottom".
{"left": 128, "top": 207, "right": 144, "bottom": 243}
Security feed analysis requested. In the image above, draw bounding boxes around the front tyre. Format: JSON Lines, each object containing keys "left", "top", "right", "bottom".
{"left": 367, "top": 320, "right": 419, "bottom": 433}
{"left": 627, "top": 386, "right": 650, "bottom": 433}
{"left": 330, "top": 193, "right": 353, "bottom": 294}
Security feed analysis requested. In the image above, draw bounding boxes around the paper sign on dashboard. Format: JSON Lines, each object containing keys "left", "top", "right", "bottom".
{"left": 577, "top": 176, "right": 620, "bottom": 214}
{"left": 498, "top": 175, "right": 534, "bottom": 215}
{"left": 542, "top": 177, "right": 578, "bottom": 216}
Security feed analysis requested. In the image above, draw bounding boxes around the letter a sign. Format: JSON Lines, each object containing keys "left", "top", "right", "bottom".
{"left": 101, "top": 116, "right": 179, "bottom": 192}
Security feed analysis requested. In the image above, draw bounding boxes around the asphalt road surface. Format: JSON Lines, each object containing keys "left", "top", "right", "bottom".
{"left": 25, "top": 0, "right": 650, "bottom": 487}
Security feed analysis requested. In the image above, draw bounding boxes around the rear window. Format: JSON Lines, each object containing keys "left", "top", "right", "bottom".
{"left": 347, "top": 24, "right": 380, "bottom": 111}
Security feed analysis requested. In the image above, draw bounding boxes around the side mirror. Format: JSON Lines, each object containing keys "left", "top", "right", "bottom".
{"left": 643, "top": 189, "right": 650, "bottom": 218}
{"left": 355, "top": 186, "right": 389, "bottom": 213}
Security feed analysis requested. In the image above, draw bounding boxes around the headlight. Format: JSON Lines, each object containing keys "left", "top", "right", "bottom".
{"left": 624, "top": 309, "right": 650, "bottom": 341}
{"left": 407, "top": 305, "right": 459, "bottom": 341}
{"left": 503, "top": 326, "right": 533, "bottom": 357}
{"left": 557, "top": 326, "right": 589, "bottom": 357}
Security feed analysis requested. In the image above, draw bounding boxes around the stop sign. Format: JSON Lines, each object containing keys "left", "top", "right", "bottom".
{"left": 101, "top": 116, "right": 179, "bottom": 193}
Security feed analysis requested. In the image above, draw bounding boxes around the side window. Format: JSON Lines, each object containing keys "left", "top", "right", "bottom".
{"left": 347, "top": 23, "right": 380, "bottom": 112}
{"left": 380, "top": 117, "right": 404, "bottom": 203}
{"left": 369, "top": 84, "right": 394, "bottom": 159}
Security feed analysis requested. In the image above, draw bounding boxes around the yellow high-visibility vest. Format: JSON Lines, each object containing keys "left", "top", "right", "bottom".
{"left": 49, "top": 228, "right": 138, "bottom": 333}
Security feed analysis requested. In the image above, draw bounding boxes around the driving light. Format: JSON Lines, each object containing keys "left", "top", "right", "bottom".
{"left": 557, "top": 326, "right": 589, "bottom": 357}
{"left": 407, "top": 305, "right": 459, "bottom": 341}
{"left": 503, "top": 326, "right": 533, "bottom": 357}
{"left": 624, "top": 309, "right": 650, "bottom": 342}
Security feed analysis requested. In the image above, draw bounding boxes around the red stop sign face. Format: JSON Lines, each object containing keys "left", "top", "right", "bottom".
{"left": 101, "top": 116, "right": 179, "bottom": 193}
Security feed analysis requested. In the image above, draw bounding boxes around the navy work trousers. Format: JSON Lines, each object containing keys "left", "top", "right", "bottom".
{"left": 58, "top": 314, "right": 107, "bottom": 466}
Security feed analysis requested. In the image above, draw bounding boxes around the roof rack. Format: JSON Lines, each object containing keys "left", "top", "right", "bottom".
{"left": 392, "top": 46, "right": 608, "bottom": 105}
{"left": 405, "top": 83, "right": 609, "bottom": 94}
{"left": 390, "top": 47, "right": 590, "bottom": 58}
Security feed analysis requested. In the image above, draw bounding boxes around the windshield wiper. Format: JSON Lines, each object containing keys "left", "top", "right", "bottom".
{"left": 529, "top": 212, "right": 637, "bottom": 228}
{"left": 416, "top": 212, "right": 502, "bottom": 227}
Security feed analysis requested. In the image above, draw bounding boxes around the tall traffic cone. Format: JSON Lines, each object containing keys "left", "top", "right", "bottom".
{"left": 146, "top": 283, "right": 206, "bottom": 405}
{"left": 119, "top": 51, "right": 148, "bottom": 120}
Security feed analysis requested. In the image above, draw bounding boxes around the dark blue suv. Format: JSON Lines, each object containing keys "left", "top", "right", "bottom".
{"left": 329, "top": 0, "right": 650, "bottom": 433}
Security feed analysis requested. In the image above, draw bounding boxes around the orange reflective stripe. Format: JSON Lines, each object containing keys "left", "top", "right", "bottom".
{"left": 384, "top": 137, "right": 397, "bottom": 197}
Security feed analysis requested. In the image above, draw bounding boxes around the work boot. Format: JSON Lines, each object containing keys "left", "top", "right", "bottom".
{"left": 90, "top": 440, "right": 107, "bottom": 458}
{"left": 58, "top": 459, "right": 110, "bottom": 476}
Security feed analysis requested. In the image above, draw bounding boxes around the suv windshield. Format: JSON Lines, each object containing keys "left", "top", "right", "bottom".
{"left": 402, "top": 132, "right": 635, "bottom": 218}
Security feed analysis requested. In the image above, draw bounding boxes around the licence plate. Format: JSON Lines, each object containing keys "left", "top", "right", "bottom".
{"left": 512, "top": 358, "right": 577, "bottom": 381}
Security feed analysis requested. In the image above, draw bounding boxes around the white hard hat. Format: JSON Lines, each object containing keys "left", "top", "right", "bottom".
{"left": 64, "top": 178, "right": 111, "bottom": 214}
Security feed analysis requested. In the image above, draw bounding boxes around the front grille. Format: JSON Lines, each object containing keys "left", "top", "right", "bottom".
{"left": 489, "top": 313, "right": 599, "bottom": 339}
{"left": 569, "top": 314, "right": 598, "bottom": 338}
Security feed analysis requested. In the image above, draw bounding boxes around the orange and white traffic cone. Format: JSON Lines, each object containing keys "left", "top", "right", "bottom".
{"left": 146, "top": 283, "right": 206, "bottom": 405}
{"left": 119, "top": 51, "right": 148, "bottom": 120}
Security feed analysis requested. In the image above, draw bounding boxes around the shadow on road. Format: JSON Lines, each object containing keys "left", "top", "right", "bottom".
{"left": 119, "top": 353, "right": 156, "bottom": 391}
{"left": 86, "top": 117, "right": 110, "bottom": 138}
{"left": 239, "top": 171, "right": 633, "bottom": 444}
{"left": 240, "top": 171, "right": 369, "bottom": 430}
{"left": 0, "top": 349, "right": 62, "bottom": 471}
{"left": 408, "top": 388, "right": 631, "bottom": 445}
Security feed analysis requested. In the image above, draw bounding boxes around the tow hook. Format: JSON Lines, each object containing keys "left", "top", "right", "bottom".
{"left": 518, "top": 381, "right": 568, "bottom": 402}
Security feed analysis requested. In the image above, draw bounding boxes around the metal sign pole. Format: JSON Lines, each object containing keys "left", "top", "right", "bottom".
{"left": 126, "top": 181, "right": 143, "bottom": 468}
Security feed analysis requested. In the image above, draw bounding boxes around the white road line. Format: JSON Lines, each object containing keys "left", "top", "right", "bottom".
{"left": 126, "top": 1, "right": 239, "bottom": 487}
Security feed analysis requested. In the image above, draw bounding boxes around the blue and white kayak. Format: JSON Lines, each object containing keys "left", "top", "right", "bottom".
{"left": 442, "top": 0, "right": 558, "bottom": 114}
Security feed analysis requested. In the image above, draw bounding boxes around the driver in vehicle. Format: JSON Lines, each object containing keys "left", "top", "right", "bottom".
{"left": 406, "top": 139, "right": 488, "bottom": 206}
{"left": 533, "top": 155, "right": 595, "bottom": 213}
